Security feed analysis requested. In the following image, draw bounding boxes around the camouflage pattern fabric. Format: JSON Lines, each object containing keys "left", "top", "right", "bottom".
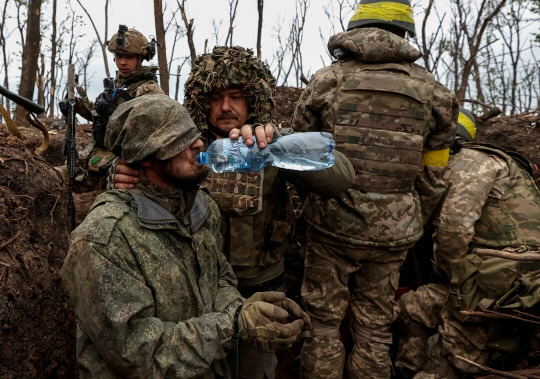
{"left": 105, "top": 94, "right": 201, "bottom": 164}
{"left": 433, "top": 144, "right": 540, "bottom": 278}
{"left": 114, "top": 66, "right": 164, "bottom": 102}
{"left": 397, "top": 144, "right": 540, "bottom": 377}
{"left": 184, "top": 46, "right": 276, "bottom": 131}
{"left": 61, "top": 183, "right": 244, "bottom": 378}
{"left": 291, "top": 27, "right": 457, "bottom": 379}
{"left": 300, "top": 235, "right": 408, "bottom": 378}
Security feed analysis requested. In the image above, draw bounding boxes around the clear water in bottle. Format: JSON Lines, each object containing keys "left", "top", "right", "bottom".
{"left": 197, "top": 132, "right": 336, "bottom": 173}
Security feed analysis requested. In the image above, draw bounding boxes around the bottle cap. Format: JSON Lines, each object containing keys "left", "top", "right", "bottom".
{"left": 196, "top": 152, "right": 207, "bottom": 165}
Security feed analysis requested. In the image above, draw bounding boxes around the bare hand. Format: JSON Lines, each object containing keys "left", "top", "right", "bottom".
{"left": 114, "top": 158, "right": 140, "bottom": 189}
{"left": 229, "top": 124, "right": 274, "bottom": 149}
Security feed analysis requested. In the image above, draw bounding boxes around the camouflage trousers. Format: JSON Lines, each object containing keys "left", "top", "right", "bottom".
{"left": 300, "top": 233, "right": 409, "bottom": 379}
{"left": 396, "top": 283, "right": 490, "bottom": 377}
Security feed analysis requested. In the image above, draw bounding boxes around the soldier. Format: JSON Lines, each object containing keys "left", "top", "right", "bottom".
{"left": 395, "top": 108, "right": 540, "bottom": 378}
{"left": 61, "top": 94, "right": 310, "bottom": 378}
{"left": 113, "top": 46, "right": 355, "bottom": 379}
{"left": 60, "top": 25, "right": 164, "bottom": 175}
{"left": 289, "top": 1, "right": 458, "bottom": 377}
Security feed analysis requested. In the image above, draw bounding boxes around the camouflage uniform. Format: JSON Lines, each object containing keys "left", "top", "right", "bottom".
{"left": 396, "top": 143, "right": 540, "bottom": 377}
{"left": 85, "top": 66, "right": 165, "bottom": 173}
{"left": 291, "top": 27, "right": 458, "bottom": 378}
{"left": 61, "top": 95, "right": 244, "bottom": 378}
{"left": 184, "top": 46, "right": 355, "bottom": 379}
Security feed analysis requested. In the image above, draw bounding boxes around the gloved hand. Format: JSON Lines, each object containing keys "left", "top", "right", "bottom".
{"left": 59, "top": 98, "right": 76, "bottom": 117}
{"left": 239, "top": 291, "right": 310, "bottom": 352}
{"left": 94, "top": 91, "right": 117, "bottom": 118}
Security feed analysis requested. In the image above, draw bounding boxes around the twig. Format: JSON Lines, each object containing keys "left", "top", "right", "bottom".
{"left": 454, "top": 355, "right": 527, "bottom": 379}
{"left": 460, "top": 309, "right": 540, "bottom": 325}
{"left": 0, "top": 231, "right": 22, "bottom": 251}
{"left": 475, "top": 248, "right": 540, "bottom": 261}
{"left": 49, "top": 194, "right": 61, "bottom": 223}
{"left": 513, "top": 309, "right": 540, "bottom": 321}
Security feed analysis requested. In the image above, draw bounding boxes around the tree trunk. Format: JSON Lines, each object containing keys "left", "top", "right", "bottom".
{"left": 178, "top": 0, "right": 197, "bottom": 66}
{"left": 37, "top": 53, "right": 45, "bottom": 106}
{"left": 257, "top": 0, "right": 263, "bottom": 59}
{"left": 1, "top": 0, "right": 10, "bottom": 113}
{"left": 15, "top": 0, "right": 42, "bottom": 121}
{"left": 48, "top": 0, "right": 57, "bottom": 118}
{"left": 154, "top": 0, "right": 169, "bottom": 95}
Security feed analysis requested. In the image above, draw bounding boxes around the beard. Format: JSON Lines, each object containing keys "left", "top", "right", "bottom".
{"left": 157, "top": 160, "right": 210, "bottom": 189}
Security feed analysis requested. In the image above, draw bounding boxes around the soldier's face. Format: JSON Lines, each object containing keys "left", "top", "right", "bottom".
{"left": 208, "top": 89, "right": 248, "bottom": 134}
{"left": 156, "top": 138, "right": 208, "bottom": 188}
{"left": 115, "top": 53, "right": 140, "bottom": 77}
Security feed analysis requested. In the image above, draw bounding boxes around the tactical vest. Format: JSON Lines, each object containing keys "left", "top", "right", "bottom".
{"left": 204, "top": 166, "right": 291, "bottom": 279}
{"left": 114, "top": 67, "right": 160, "bottom": 106}
{"left": 331, "top": 60, "right": 435, "bottom": 193}
{"left": 464, "top": 143, "right": 540, "bottom": 248}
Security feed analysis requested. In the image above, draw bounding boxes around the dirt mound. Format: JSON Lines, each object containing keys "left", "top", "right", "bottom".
{"left": 0, "top": 128, "right": 77, "bottom": 378}
{"left": 273, "top": 86, "right": 303, "bottom": 129}
{"left": 476, "top": 112, "right": 540, "bottom": 184}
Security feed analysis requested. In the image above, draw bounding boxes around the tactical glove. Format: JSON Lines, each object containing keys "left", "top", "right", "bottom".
{"left": 94, "top": 91, "right": 117, "bottom": 118}
{"left": 58, "top": 98, "right": 74, "bottom": 117}
{"left": 239, "top": 291, "right": 310, "bottom": 352}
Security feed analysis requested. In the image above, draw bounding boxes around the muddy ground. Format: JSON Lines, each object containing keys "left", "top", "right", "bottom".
{"left": 1, "top": 88, "right": 540, "bottom": 378}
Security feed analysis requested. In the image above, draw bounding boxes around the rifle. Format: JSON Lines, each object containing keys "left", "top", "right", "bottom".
{"left": 92, "top": 77, "right": 116, "bottom": 149}
{"left": 0, "top": 85, "right": 49, "bottom": 154}
{"left": 62, "top": 64, "right": 78, "bottom": 228}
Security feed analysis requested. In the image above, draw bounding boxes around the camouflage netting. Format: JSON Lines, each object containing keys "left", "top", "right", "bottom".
{"left": 184, "top": 46, "right": 276, "bottom": 131}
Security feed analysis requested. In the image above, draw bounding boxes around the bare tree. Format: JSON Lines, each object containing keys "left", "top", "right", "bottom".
{"left": 224, "top": 0, "right": 239, "bottom": 46}
{"left": 454, "top": 0, "right": 507, "bottom": 100}
{"left": 257, "top": 0, "right": 263, "bottom": 59}
{"left": 37, "top": 53, "right": 45, "bottom": 106}
{"left": 154, "top": 0, "right": 169, "bottom": 95}
{"left": 1, "top": 0, "right": 12, "bottom": 112}
{"left": 177, "top": 0, "right": 196, "bottom": 66}
{"left": 76, "top": 0, "right": 111, "bottom": 78}
{"left": 14, "top": 0, "right": 42, "bottom": 121}
{"left": 48, "top": 0, "right": 57, "bottom": 118}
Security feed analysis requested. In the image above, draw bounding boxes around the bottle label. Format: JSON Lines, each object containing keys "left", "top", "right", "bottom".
{"left": 227, "top": 140, "right": 248, "bottom": 167}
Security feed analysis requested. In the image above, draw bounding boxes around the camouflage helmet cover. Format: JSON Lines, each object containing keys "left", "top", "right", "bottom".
{"left": 456, "top": 106, "right": 476, "bottom": 142}
{"left": 107, "top": 26, "right": 156, "bottom": 61}
{"left": 105, "top": 94, "right": 201, "bottom": 164}
{"left": 183, "top": 46, "right": 276, "bottom": 131}
{"left": 347, "top": 0, "right": 416, "bottom": 38}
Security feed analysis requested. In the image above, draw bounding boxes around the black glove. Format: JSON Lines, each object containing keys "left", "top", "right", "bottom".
{"left": 95, "top": 91, "right": 117, "bottom": 118}
{"left": 59, "top": 98, "right": 70, "bottom": 117}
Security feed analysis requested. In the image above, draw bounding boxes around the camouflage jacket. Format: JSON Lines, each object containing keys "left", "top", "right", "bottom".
{"left": 61, "top": 181, "right": 243, "bottom": 379}
{"left": 433, "top": 143, "right": 540, "bottom": 277}
{"left": 203, "top": 128, "right": 355, "bottom": 286}
{"left": 292, "top": 28, "right": 457, "bottom": 247}
{"left": 76, "top": 66, "right": 164, "bottom": 121}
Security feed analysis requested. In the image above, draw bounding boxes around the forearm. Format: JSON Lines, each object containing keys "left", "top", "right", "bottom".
{"left": 283, "top": 149, "right": 355, "bottom": 197}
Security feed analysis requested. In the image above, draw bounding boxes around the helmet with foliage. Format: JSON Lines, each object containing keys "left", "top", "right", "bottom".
{"left": 184, "top": 46, "right": 276, "bottom": 131}
{"left": 347, "top": 0, "right": 416, "bottom": 38}
{"left": 107, "top": 25, "right": 156, "bottom": 61}
{"left": 456, "top": 106, "right": 476, "bottom": 142}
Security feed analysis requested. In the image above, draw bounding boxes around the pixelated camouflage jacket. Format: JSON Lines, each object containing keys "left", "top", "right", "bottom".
{"left": 61, "top": 181, "right": 243, "bottom": 379}
{"left": 75, "top": 66, "right": 164, "bottom": 121}
{"left": 202, "top": 128, "right": 354, "bottom": 283}
{"left": 292, "top": 28, "right": 457, "bottom": 247}
{"left": 433, "top": 143, "right": 540, "bottom": 277}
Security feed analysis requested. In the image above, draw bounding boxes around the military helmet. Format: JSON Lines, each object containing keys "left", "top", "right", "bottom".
{"left": 347, "top": 0, "right": 416, "bottom": 38}
{"left": 107, "top": 25, "right": 156, "bottom": 61}
{"left": 456, "top": 107, "right": 476, "bottom": 142}
{"left": 183, "top": 46, "right": 276, "bottom": 131}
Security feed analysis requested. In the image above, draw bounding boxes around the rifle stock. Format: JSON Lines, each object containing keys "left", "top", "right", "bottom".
{"left": 63, "top": 64, "right": 78, "bottom": 228}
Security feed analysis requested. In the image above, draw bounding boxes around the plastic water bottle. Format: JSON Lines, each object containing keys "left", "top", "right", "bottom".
{"left": 197, "top": 132, "right": 336, "bottom": 173}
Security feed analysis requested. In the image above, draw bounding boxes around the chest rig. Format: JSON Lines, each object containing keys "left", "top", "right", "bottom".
{"left": 332, "top": 60, "right": 435, "bottom": 193}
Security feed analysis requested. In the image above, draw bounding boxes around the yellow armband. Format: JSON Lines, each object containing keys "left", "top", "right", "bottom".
{"left": 421, "top": 148, "right": 450, "bottom": 167}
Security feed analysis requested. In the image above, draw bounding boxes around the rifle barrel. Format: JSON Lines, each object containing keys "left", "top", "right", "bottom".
{"left": 0, "top": 85, "right": 45, "bottom": 114}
